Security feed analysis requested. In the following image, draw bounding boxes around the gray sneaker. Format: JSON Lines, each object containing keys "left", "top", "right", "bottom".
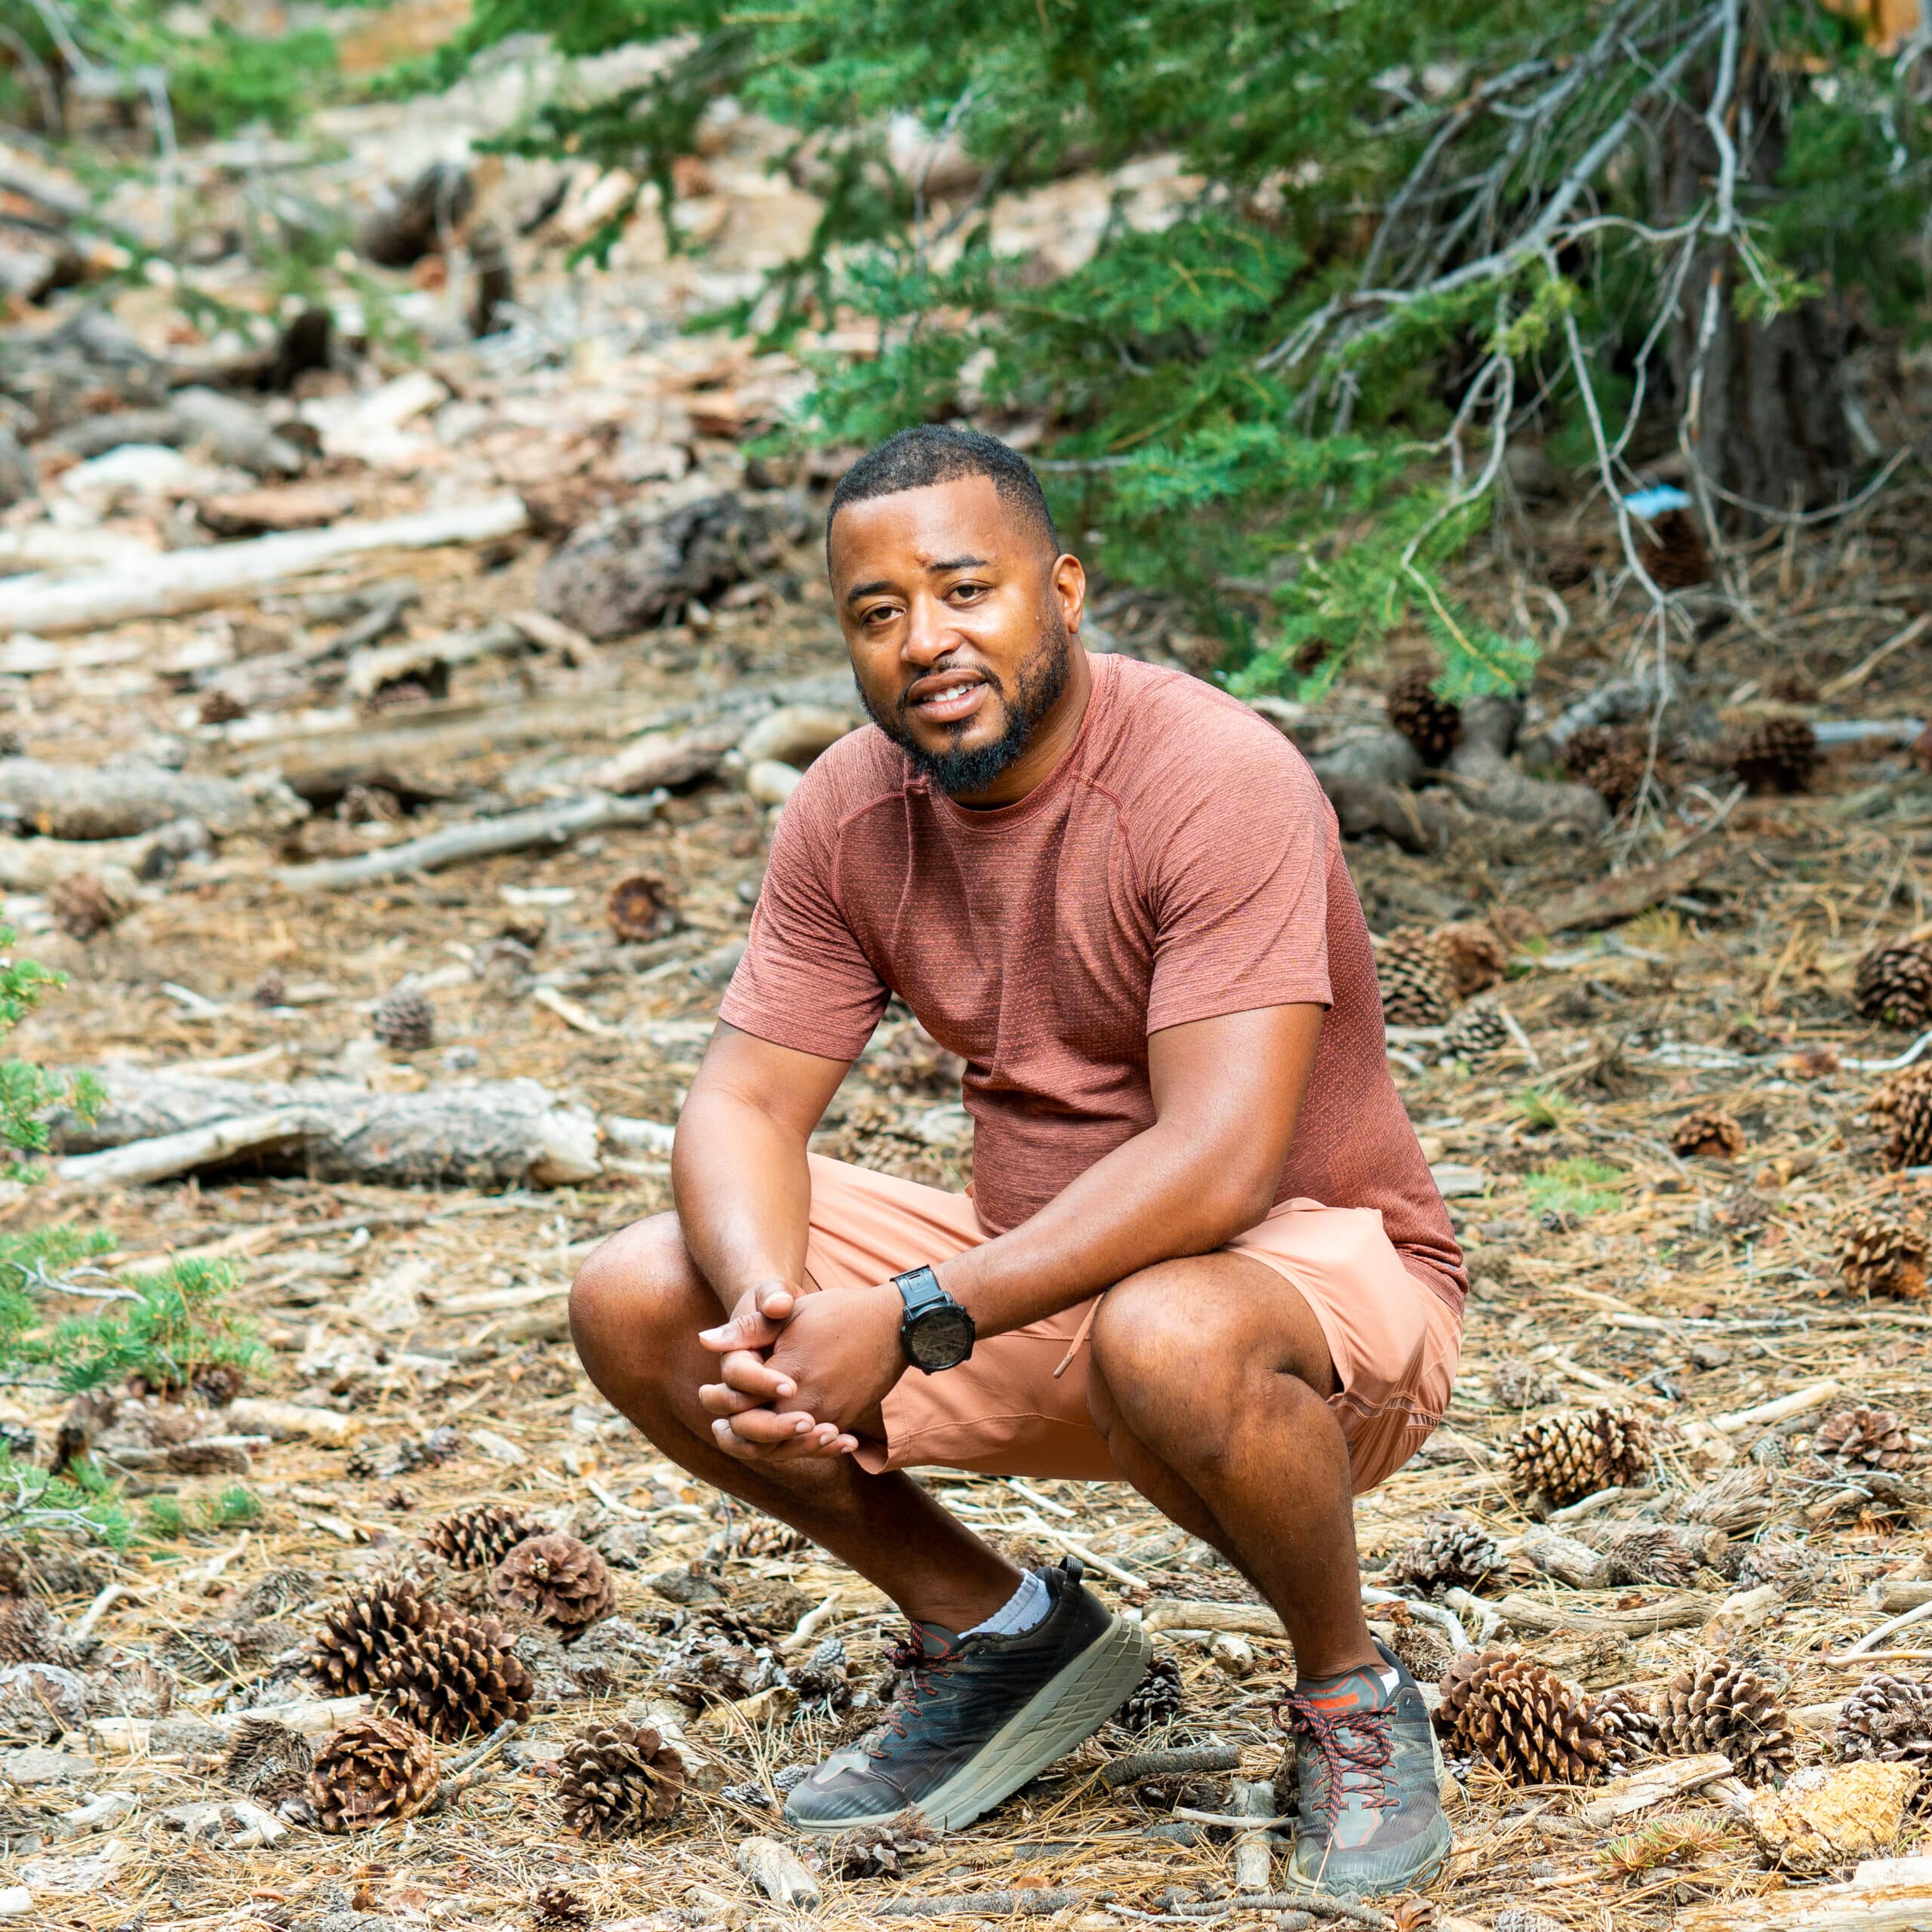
{"left": 783, "top": 1558, "right": 1150, "bottom": 1834}
{"left": 1282, "top": 1640, "right": 1451, "bottom": 1894}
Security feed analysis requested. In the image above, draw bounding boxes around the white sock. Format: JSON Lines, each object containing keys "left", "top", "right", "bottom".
{"left": 963, "top": 1567, "right": 1052, "bottom": 1638}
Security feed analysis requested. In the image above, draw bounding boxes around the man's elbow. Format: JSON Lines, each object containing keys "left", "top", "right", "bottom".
{"left": 1192, "top": 1168, "right": 1283, "bottom": 1246}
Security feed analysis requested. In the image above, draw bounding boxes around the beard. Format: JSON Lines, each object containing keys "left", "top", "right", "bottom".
{"left": 861, "top": 608, "right": 1073, "bottom": 798}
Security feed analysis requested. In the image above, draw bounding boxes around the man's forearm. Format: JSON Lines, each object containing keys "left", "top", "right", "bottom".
{"left": 672, "top": 1087, "right": 814, "bottom": 1307}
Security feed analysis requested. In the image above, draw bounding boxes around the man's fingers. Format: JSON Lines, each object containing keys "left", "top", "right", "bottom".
{"left": 697, "top": 1380, "right": 768, "bottom": 1418}
{"left": 698, "top": 1312, "right": 777, "bottom": 1355}
{"left": 718, "top": 1349, "right": 795, "bottom": 1400}
{"left": 709, "top": 1414, "right": 844, "bottom": 1463}
{"left": 713, "top": 1405, "right": 819, "bottom": 1447}
{"left": 754, "top": 1281, "right": 798, "bottom": 1321}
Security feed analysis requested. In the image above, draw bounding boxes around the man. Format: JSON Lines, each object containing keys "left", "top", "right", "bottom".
{"left": 571, "top": 425, "right": 1465, "bottom": 1894}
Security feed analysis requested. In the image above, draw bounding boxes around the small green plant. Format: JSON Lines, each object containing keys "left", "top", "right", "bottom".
{"left": 208, "top": 1482, "right": 262, "bottom": 1527}
{"left": 0, "top": 1444, "right": 130, "bottom": 1545}
{"left": 142, "top": 1495, "right": 187, "bottom": 1539}
{"left": 1526, "top": 1158, "right": 1626, "bottom": 1220}
{"left": 1514, "top": 1085, "right": 1580, "bottom": 1134}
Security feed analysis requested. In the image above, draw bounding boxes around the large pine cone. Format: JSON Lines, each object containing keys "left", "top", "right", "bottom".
{"left": 1443, "top": 1004, "right": 1509, "bottom": 1065}
{"left": 421, "top": 1504, "right": 537, "bottom": 1574}
{"left": 376, "top": 1609, "right": 534, "bottom": 1741}
{"left": 1814, "top": 1405, "right": 1912, "bottom": 1471}
{"left": 1734, "top": 1539, "right": 1824, "bottom": 1598}
{"left": 557, "top": 1721, "right": 685, "bottom": 1838}
{"left": 308, "top": 1576, "right": 437, "bottom": 1695}
{"left": 1670, "top": 1108, "right": 1746, "bottom": 1160}
{"left": 1595, "top": 1688, "right": 1660, "bottom": 1769}
{"left": 1377, "top": 930, "right": 1456, "bottom": 1028}
{"left": 1601, "top": 1526, "right": 1702, "bottom": 1589}
{"left": 825, "top": 1809, "right": 937, "bottom": 1878}
{"left": 713, "top": 1577, "right": 813, "bottom": 1639}
{"left": 1117, "top": 1655, "right": 1183, "bottom": 1734}
{"left": 1386, "top": 1513, "right": 1501, "bottom": 1595}
{"left": 1835, "top": 1674, "right": 1932, "bottom": 1792}
{"left": 1874, "top": 1066, "right": 1932, "bottom": 1170}
{"left": 1386, "top": 667, "right": 1461, "bottom": 764}
{"left": 1501, "top": 1408, "right": 1651, "bottom": 1507}
{"left": 0, "top": 1601, "right": 78, "bottom": 1667}
{"left": 1562, "top": 725, "right": 1649, "bottom": 811}
{"left": 1434, "top": 1649, "right": 1610, "bottom": 1786}
{"left": 1433, "top": 923, "right": 1508, "bottom": 998}
{"left": 1657, "top": 1660, "right": 1795, "bottom": 1786}
{"left": 1857, "top": 940, "right": 1932, "bottom": 1029}
{"left": 494, "top": 1535, "right": 614, "bottom": 1636}
{"left": 373, "top": 983, "right": 435, "bottom": 1053}
{"left": 1731, "top": 715, "right": 1819, "bottom": 794}
{"left": 1835, "top": 1204, "right": 1930, "bottom": 1302}
{"left": 223, "top": 1717, "right": 315, "bottom": 1801}
{"left": 307, "top": 1714, "right": 439, "bottom": 1832}
{"left": 1638, "top": 507, "right": 1710, "bottom": 590}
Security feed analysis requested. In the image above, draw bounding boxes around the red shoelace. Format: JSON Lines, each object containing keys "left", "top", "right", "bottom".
{"left": 869, "top": 1626, "right": 961, "bottom": 1752}
{"left": 1280, "top": 1688, "right": 1398, "bottom": 1831}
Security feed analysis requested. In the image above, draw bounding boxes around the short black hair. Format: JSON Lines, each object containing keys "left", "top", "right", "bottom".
{"left": 826, "top": 424, "right": 1060, "bottom": 561}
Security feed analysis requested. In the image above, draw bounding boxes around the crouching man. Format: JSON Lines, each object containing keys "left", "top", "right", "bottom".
{"left": 571, "top": 426, "right": 1464, "bottom": 1893}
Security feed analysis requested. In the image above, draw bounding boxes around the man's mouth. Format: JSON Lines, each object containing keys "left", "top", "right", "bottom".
{"left": 906, "top": 675, "right": 989, "bottom": 726}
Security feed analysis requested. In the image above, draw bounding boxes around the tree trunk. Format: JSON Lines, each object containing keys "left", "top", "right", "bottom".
{"left": 1666, "top": 51, "right": 1858, "bottom": 524}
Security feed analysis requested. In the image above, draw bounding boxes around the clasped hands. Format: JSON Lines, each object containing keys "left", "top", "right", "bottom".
{"left": 697, "top": 1277, "right": 906, "bottom": 1463}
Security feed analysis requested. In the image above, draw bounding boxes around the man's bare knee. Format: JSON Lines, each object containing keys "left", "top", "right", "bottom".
{"left": 569, "top": 1212, "right": 709, "bottom": 1389}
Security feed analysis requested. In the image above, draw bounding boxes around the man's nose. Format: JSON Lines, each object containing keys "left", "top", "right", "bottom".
{"left": 901, "top": 592, "right": 955, "bottom": 666}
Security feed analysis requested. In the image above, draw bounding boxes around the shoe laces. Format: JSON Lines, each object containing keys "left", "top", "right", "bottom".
{"left": 869, "top": 1625, "right": 961, "bottom": 1756}
{"left": 1281, "top": 1687, "right": 1398, "bottom": 1832}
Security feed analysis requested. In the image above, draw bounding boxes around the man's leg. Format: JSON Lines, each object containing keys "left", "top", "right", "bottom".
{"left": 1083, "top": 1250, "right": 1376, "bottom": 1678}
{"left": 569, "top": 1213, "right": 1020, "bottom": 1633}
{"left": 1085, "top": 1251, "right": 1449, "bottom": 1893}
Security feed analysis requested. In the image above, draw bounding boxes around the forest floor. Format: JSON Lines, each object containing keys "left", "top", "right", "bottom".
{"left": 2, "top": 43, "right": 1932, "bottom": 1932}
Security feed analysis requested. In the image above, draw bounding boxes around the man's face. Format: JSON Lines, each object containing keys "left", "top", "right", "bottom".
{"left": 828, "top": 475, "right": 1083, "bottom": 798}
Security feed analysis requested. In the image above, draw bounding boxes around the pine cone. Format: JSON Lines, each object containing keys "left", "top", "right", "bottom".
{"left": 308, "top": 1576, "right": 437, "bottom": 1696}
{"left": 724, "top": 1518, "right": 808, "bottom": 1561}
{"left": 1671, "top": 1108, "right": 1746, "bottom": 1160}
{"left": 156, "top": 1619, "right": 300, "bottom": 1684}
{"left": 1501, "top": 1408, "right": 1651, "bottom": 1506}
{"left": 1814, "top": 1405, "right": 1912, "bottom": 1471}
{"left": 0, "top": 1601, "right": 75, "bottom": 1667}
{"left": 1638, "top": 507, "right": 1709, "bottom": 590}
{"left": 307, "top": 1714, "right": 439, "bottom": 1833}
{"left": 48, "top": 873, "right": 128, "bottom": 941}
{"left": 1873, "top": 1065, "right": 1932, "bottom": 1170}
{"left": 373, "top": 981, "right": 435, "bottom": 1053}
{"left": 1833, "top": 1204, "right": 1930, "bottom": 1301}
{"left": 251, "top": 968, "right": 286, "bottom": 1009}
{"left": 1443, "top": 1004, "right": 1509, "bottom": 1065}
{"left": 825, "top": 1809, "right": 937, "bottom": 1878}
{"left": 1117, "top": 1655, "right": 1183, "bottom": 1734}
{"left": 493, "top": 1534, "right": 614, "bottom": 1636}
{"left": 422, "top": 1504, "right": 537, "bottom": 1573}
{"left": 1856, "top": 940, "right": 1932, "bottom": 1029}
{"left": 556, "top": 1721, "right": 685, "bottom": 1838}
{"left": 1731, "top": 715, "right": 1819, "bottom": 794}
{"left": 338, "top": 783, "right": 405, "bottom": 825}
{"left": 1433, "top": 1649, "right": 1610, "bottom": 1786}
{"left": 1595, "top": 1688, "right": 1660, "bottom": 1769}
{"left": 1493, "top": 1912, "right": 1567, "bottom": 1932}
{"left": 1386, "top": 1514, "right": 1502, "bottom": 1594}
{"left": 1657, "top": 1659, "right": 1795, "bottom": 1786}
{"left": 198, "top": 687, "right": 248, "bottom": 726}
{"left": 1377, "top": 930, "right": 1456, "bottom": 1027}
{"left": 1386, "top": 668, "right": 1462, "bottom": 764}
{"left": 666, "top": 1632, "right": 772, "bottom": 1700}
{"left": 1835, "top": 1674, "right": 1932, "bottom": 1787}
{"left": 1602, "top": 1526, "right": 1700, "bottom": 1589}
{"left": 606, "top": 874, "right": 679, "bottom": 944}
{"left": 717, "top": 1577, "right": 813, "bottom": 1637}
{"left": 1382, "top": 1607, "right": 1455, "bottom": 1687}
{"left": 1562, "top": 725, "right": 1651, "bottom": 812}
{"left": 1491, "top": 1358, "right": 1564, "bottom": 1409}
{"left": 791, "top": 1633, "right": 851, "bottom": 1709}
{"left": 222, "top": 1717, "right": 315, "bottom": 1801}
{"left": 375, "top": 1609, "right": 534, "bottom": 1742}
{"left": 1734, "top": 1540, "right": 1824, "bottom": 1598}
{"left": 532, "top": 1885, "right": 589, "bottom": 1927}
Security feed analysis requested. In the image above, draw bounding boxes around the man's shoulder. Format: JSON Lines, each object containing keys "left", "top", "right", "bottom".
{"left": 1097, "top": 655, "right": 1322, "bottom": 795}
{"left": 787, "top": 721, "right": 909, "bottom": 824}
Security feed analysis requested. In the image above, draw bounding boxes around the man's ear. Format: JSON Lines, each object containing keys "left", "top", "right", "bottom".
{"left": 1052, "top": 552, "right": 1086, "bottom": 635}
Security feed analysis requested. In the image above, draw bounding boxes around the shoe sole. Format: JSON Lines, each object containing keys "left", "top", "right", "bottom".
{"left": 788, "top": 1611, "right": 1152, "bottom": 1835}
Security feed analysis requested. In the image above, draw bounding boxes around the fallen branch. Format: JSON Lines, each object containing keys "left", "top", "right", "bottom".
{"left": 0, "top": 821, "right": 210, "bottom": 889}
{"left": 274, "top": 789, "right": 663, "bottom": 891}
{"left": 1528, "top": 844, "right": 1724, "bottom": 935}
{"left": 735, "top": 1835, "right": 822, "bottom": 1910}
{"left": 0, "top": 495, "right": 530, "bottom": 635}
{"left": 1580, "top": 1752, "right": 1734, "bottom": 1826}
{"left": 875, "top": 1892, "right": 1084, "bottom": 1918}
{"left": 55, "top": 1110, "right": 309, "bottom": 1190}
{"left": 1142, "top": 1600, "right": 1284, "bottom": 1637}
{"left": 0, "top": 761, "right": 302, "bottom": 841}
{"left": 1170, "top": 1894, "right": 1393, "bottom": 1929}
{"left": 1472, "top": 1589, "right": 1712, "bottom": 1635}
{"left": 1099, "top": 1744, "right": 1242, "bottom": 1790}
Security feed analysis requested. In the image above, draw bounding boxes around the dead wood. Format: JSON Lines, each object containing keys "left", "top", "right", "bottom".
{"left": 1098, "top": 1743, "right": 1243, "bottom": 1789}
{"left": 274, "top": 790, "right": 664, "bottom": 892}
{"left": 0, "top": 759, "right": 303, "bottom": 841}
{"left": 52, "top": 1069, "right": 602, "bottom": 1188}
{"left": 0, "top": 820, "right": 207, "bottom": 890}
{"left": 874, "top": 1893, "right": 1084, "bottom": 1918}
{"left": 0, "top": 496, "right": 528, "bottom": 635}
{"left": 1528, "top": 844, "right": 1724, "bottom": 934}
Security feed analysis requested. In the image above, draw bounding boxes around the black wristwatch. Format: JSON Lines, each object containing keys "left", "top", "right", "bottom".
{"left": 893, "top": 1265, "right": 976, "bottom": 1373}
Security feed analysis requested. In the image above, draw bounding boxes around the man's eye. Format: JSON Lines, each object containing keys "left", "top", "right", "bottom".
{"left": 950, "top": 583, "right": 988, "bottom": 601}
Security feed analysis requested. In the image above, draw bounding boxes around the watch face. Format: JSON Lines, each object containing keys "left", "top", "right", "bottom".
{"left": 908, "top": 1303, "right": 975, "bottom": 1372}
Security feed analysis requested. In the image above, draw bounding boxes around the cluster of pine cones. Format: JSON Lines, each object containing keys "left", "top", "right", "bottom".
{"left": 1374, "top": 919, "right": 1512, "bottom": 1047}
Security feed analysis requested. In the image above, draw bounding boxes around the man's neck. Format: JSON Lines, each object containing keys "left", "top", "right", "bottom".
{"left": 950, "top": 646, "right": 1095, "bottom": 811}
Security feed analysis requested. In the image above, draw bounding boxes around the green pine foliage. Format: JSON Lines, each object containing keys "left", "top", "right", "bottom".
{"left": 0, "top": 928, "right": 255, "bottom": 1543}
{"left": 416, "top": 0, "right": 1924, "bottom": 697}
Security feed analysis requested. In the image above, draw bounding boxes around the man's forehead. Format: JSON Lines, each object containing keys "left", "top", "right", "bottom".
{"left": 827, "top": 475, "right": 1029, "bottom": 580}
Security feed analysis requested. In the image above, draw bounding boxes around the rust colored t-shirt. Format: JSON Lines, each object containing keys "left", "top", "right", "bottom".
{"left": 720, "top": 652, "right": 1466, "bottom": 1309}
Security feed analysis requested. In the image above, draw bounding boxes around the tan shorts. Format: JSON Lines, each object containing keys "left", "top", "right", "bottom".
{"left": 801, "top": 1154, "right": 1463, "bottom": 1497}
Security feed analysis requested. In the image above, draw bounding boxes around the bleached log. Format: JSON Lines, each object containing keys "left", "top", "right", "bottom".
{"left": 1519, "top": 1524, "right": 1610, "bottom": 1590}
{"left": 1678, "top": 1880, "right": 1932, "bottom": 1930}
{"left": 1580, "top": 1752, "right": 1733, "bottom": 1826}
{"left": 274, "top": 789, "right": 663, "bottom": 892}
{"left": 55, "top": 1111, "right": 308, "bottom": 1189}
{"left": 1470, "top": 1589, "right": 1710, "bottom": 1635}
{"left": 223, "top": 1398, "right": 358, "bottom": 1444}
{"left": 0, "top": 820, "right": 208, "bottom": 890}
{"left": 1143, "top": 1600, "right": 1285, "bottom": 1638}
{"left": 587, "top": 720, "right": 742, "bottom": 795}
{"left": 0, "top": 761, "right": 302, "bottom": 841}
{"left": 1231, "top": 1780, "right": 1275, "bottom": 1894}
{"left": 53, "top": 1068, "right": 602, "bottom": 1188}
{"left": 0, "top": 495, "right": 528, "bottom": 635}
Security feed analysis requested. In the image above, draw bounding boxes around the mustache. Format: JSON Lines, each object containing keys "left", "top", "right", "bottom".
{"left": 895, "top": 660, "right": 1006, "bottom": 721}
